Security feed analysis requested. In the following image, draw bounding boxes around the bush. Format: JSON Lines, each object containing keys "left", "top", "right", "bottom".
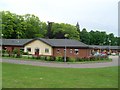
{"left": 67, "top": 57, "right": 76, "bottom": 62}
{"left": 50, "top": 56, "right": 55, "bottom": 61}
{"left": 39, "top": 55, "right": 45, "bottom": 60}
{"left": 55, "top": 57, "right": 63, "bottom": 62}
{"left": 77, "top": 58, "right": 83, "bottom": 62}
{"left": 46, "top": 56, "right": 51, "bottom": 61}
{"left": 23, "top": 52, "right": 29, "bottom": 55}
{"left": 2, "top": 49, "right": 7, "bottom": 57}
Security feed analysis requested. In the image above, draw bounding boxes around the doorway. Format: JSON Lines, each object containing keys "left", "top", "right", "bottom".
{"left": 35, "top": 48, "right": 39, "bottom": 56}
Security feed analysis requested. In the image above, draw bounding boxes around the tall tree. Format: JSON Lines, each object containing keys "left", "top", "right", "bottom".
{"left": 76, "top": 22, "right": 80, "bottom": 33}
{"left": 52, "top": 23, "right": 80, "bottom": 40}
{"left": 80, "top": 28, "right": 90, "bottom": 44}
{"left": 46, "top": 21, "right": 53, "bottom": 39}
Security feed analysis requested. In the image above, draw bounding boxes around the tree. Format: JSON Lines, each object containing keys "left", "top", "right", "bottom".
{"left": 80, "top": 28, "right": 90, "bottom": 44}
{"left": 117, "top": 37, "right": 120, "bottom": 46}
{"left": 51, "top": 23, "right": 80, "bottom": 40}
{"left": 1, "top": 11, "right": 47, "bottom": 39}
{"left": 76, "top": 22, "right": 80, "bottom": 34}
{"left": 1, "top": 11, "right": 119, "bottom": 45}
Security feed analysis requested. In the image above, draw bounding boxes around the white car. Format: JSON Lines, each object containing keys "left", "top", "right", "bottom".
{"left": 111, "top": 53, "right": 116, "bottom": 56}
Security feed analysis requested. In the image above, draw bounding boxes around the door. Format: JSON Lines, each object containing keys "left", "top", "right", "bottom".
{"left": 35, "top": 48, "right": 39, "bottom": 56}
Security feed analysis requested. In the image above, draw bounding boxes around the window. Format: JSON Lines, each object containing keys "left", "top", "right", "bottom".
{"left": 75, "top": 49, "right": 79, "bottom": 54}
{"left": 45, "top": 48, "right": 49, "bottom": 53}
{"left": 70, "top": 49, "right": 72, "bottom": 53}
{"left": 27, "top": 48, "right": 31, "bottom": 52}
{"left": 64, "top": 49, "right": 66, "bottom": 51}
{"left": 57, "top": 49, "right": 60, "bottom": 53}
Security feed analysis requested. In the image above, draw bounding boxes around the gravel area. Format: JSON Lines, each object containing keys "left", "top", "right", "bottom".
{"left": 1, "top": 56, "right": 119, "bottom": 68}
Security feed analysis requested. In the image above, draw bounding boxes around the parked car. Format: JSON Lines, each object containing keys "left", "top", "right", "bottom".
{"left": 111, "top": 53, "right": 116, "bottom": 56}
{"left": 93, "top": 52, "right": 107, "bottom": 57}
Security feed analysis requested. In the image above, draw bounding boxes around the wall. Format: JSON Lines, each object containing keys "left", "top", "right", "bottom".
{"left": 24, "top": 40, "right": 53, "bottom": 56}
{"left": 53, "top": 47, "right": 91, "bottom": 58}
{"left": 2, "top": 45, "right": 22, "bottom": 55}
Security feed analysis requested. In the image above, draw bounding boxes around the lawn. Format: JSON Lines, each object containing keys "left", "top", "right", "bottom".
{"left": 2, "top": 63, "right": 118, "bottom": 88}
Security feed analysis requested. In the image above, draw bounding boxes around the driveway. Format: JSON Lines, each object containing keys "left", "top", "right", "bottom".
{"left": 1, "top": 56, "right": 119, "bottom": 68}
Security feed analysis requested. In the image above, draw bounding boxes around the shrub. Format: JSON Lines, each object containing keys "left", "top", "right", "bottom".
{"left": 2, "top": 49, "right": 7, "bottom": 57}
{"left": 23, "top": 52, "right": 29, "bottom": 55}
{"left": 50, "top": 56, "right": 55, "bottom": 61}
{"left": 13, "top": 48, "right": 20, "bottom": 58}
{"left": 55, "top": 57, "right": 63, "bottom": 62}
{"left": 46, "top": 56, "right": 51, "bottom": 61}
{"left": 78, "top": 58, "right": 84, "bottom": 62}
{"left": 67, "top": 57, "right": 76, "bottom": 62}
{"left": 39, "top": 55, "right": 46, "bottom": 60}
{"left": 89, "top": 56, "right": 95, "bottom": 61}
{"left": 76, "top": 57, "right": 80, "bottom": 62}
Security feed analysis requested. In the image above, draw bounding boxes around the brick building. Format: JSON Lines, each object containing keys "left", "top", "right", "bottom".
{"left": 2, "top": 38, "right": 91, "bottom": 58}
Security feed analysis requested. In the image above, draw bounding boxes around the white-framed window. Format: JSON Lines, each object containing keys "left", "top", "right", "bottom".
{"left": 64, "top": 49, "right": 66, "bottom": 51}
{"left": 27, "top": 48, "right": 31, "bottom": 52}
{"left": 70, "top": 49, "right": 72, "bottom": 53}
{"left": 57, "top": 49, "right": 60, "bottom": 53}
{"left": 45, "top": 48, "right": 49, "bottom": 53}
{"left": 75, "top": 49, "right": 79, "bottom": 54}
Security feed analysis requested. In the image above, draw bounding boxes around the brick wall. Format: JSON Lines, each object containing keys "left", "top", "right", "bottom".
{"left": 53, "top": 47, "right": 91, "bottom": 58}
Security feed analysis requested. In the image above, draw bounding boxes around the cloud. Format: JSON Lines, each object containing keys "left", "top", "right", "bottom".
{"left": 0, "top": 0, "right": 119, "bottom": 36}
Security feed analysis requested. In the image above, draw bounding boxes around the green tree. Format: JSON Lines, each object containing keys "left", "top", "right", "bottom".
{"left": 76, "top": 22, "right": 80, "bottom": 34}
{"left": 80, "top": 28, "right": 90, "bottom": 44}
{"left": 51, "top": 23, "right": 80, "bottom": 40}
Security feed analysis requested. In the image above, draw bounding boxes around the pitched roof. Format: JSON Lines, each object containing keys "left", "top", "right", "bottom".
{"left": 90, "top": 45, "right": 119, "bottom": 50}
{"left": 1, "top": 39, "right": 120, "bottom": 49}
{"left": 1, "top": 38, "right": 88, "bottom": 48}
{"left": 39, "top": 38, "right": 88, "bottom": 48}
{"left": 2, "top": 39, "right": 32, "bottom": 46}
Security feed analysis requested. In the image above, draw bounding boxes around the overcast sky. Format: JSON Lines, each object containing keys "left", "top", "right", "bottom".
{"left": 0, "top": 0, "right": 119, "bottom": 36}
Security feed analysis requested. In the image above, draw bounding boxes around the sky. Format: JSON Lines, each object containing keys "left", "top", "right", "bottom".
{"left": 0, "top": 0, "right": 119, "bottom": 36}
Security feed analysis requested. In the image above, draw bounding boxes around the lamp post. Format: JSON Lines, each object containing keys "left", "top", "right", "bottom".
{"left": 64, "top": 34, "right": 69, "bottom": 62}
{"left": 109, "top": 40, "right": 111, "bottom": 55}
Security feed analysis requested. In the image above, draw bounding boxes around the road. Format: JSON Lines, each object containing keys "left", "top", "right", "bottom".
{"left": 1, "top": 56, "right": 119, "bottom": 68}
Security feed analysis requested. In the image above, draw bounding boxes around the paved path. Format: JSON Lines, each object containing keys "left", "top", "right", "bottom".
{"left": 1, "top": 56, "right": 119, "bottom": 68}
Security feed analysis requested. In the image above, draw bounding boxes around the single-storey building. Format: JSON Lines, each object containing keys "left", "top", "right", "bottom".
{"left": 90, "top": 45, "right": 120, "bottom": 54}
{"left": 1, "top": 38, "right": 120, "bottom": 58}
{"left": 2, "top": 39, "right": 32, "bottom": 55}
{"left": 2, "top": 38, "right": 91, "bottom": 58}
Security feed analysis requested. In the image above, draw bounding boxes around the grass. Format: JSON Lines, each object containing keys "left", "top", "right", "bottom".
{"left": 2, "top": 62, "right": 118, "bottom": 88}
{"left": 0, "top": 62, "right": 2, "bottom": 89}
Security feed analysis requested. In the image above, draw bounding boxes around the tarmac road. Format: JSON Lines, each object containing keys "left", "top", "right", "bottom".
{"left": 1, "top": 56, "right": 119, "bottom": 68}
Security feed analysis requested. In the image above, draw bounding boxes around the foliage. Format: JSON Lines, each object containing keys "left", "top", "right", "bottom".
{"left": 1, "top": 11, "right": 47, "bottom": 39}
{"left": 2, "top": 49, "right": 7, "bottom": 56}
{"left": 51, "top": 23, "right": 80, "bottom": 40}
{"left": 1, "top": 11, "right": 119, "bottom": 46}
{"left": 55, "top": 57, "right": 63, "bottom": 62}
{"left": 23, "top": 52, "right": 29, "bottom": 55}
{"left": 67, "top": 57, "right": 76, "bottom": 62}
{"left": 12, "top": 48, "right": 21, "bottom": 58}
{"left": 80, "top": 29, "right": 119, "bottom": 46}
{"left": 2, "top": 63, "right": 118, "bottom": 88}
{"left": 13, "top": 48, "right": 18, "bottom": 54}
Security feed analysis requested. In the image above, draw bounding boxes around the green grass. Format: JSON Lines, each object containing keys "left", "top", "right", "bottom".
{"left": 0, "top": 62, "right": 2, "bottom": 89}
{"left": 2, "top": 63, "right": 118, "bottom": 88}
